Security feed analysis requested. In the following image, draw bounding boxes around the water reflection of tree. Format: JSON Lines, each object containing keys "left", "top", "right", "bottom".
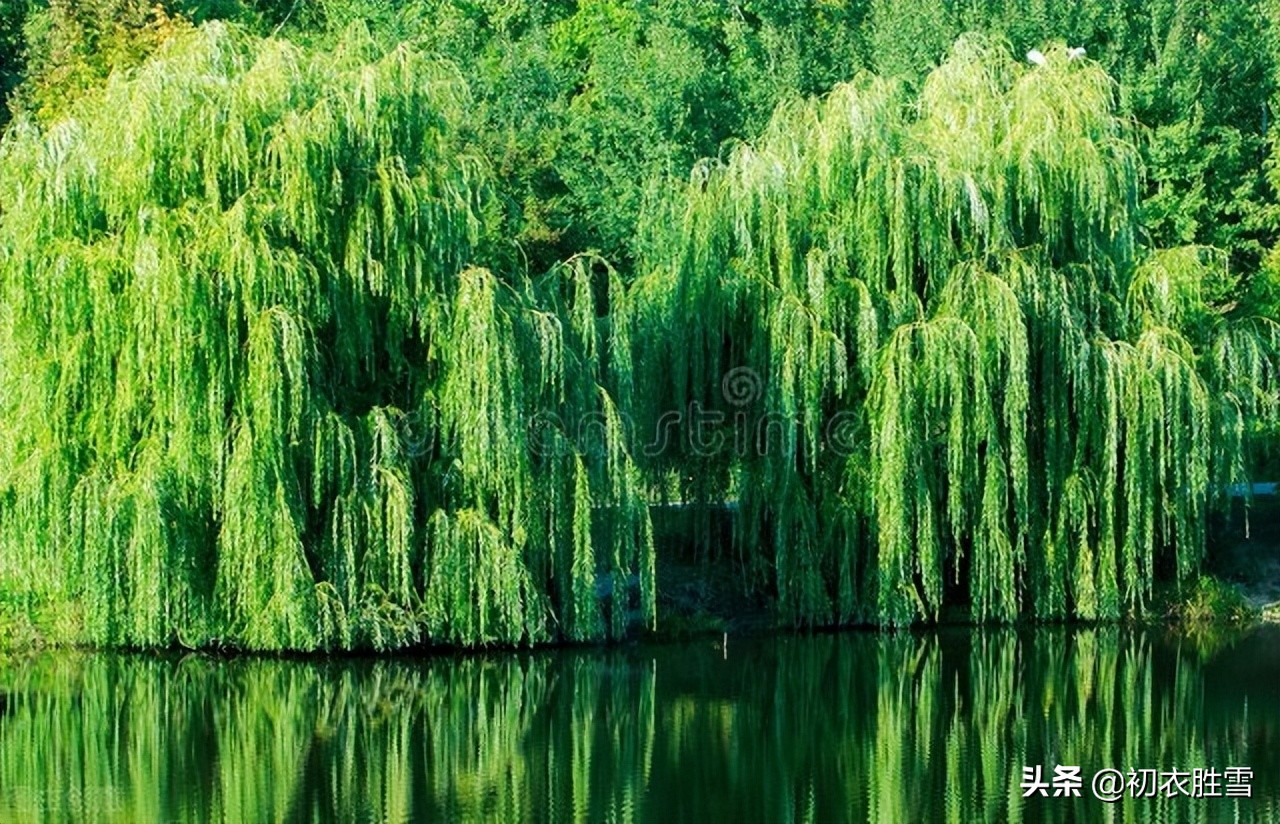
{"left": 0, "top": 632, "right": 1275, "bottom": 822}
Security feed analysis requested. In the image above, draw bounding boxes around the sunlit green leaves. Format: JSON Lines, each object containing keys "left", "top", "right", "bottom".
{"left": 636, "top": 35, "right": 1279, "bottom": 626}
{"left": 0, "top": 23, "right": 653, "bottom": 650}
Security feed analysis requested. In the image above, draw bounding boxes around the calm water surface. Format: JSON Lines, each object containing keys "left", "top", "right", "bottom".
{"left": 0, "top": 626, "right": 1277, "bottom": 823}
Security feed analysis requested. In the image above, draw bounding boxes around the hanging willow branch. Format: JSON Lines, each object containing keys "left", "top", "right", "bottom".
{"left": 0, "top": 23, "right": 653, "bottom": 650}
{"left": 636, "top": 36, "right": 1279, "bottom": 626}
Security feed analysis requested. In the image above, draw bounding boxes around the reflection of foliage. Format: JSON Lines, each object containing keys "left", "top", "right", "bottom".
{"left": 0, "top": 651, "right": 659, "bottom": 823}
{"left": 1171, "top": 621, "right": 1256, "bottom": 663}
{"left": 0, "top": 630, "right": 1273, "bottom": 822}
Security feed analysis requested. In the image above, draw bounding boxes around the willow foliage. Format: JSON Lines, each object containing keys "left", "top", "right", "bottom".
{"left": 0, "top": 23, "right": 653, "bottom": 650}
{"left": 636, "top": 37, "right": 1279, "bottom": 626}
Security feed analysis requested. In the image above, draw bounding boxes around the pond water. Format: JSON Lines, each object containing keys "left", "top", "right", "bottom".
{"left": 0, "top": 625, "right": 1277, "bottom": 823}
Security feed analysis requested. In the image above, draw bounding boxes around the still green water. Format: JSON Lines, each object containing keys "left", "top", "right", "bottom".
{"left": 0, "top": 626, "right": 1276, "bottom": 823}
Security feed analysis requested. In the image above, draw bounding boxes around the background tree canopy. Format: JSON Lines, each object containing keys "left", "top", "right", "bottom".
{"left": 0, "top": 0, "right": 1278, "bottom": 649}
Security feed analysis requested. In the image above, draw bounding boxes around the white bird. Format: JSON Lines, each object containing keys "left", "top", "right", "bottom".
{"left": 1026, "top": 49, "right": 1047, "bottom": 66}
{"left": 1067, "top": 46, "right": 1087, "bottom": 61}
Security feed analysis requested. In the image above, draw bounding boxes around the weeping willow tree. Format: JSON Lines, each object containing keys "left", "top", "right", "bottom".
{"left": 0, "top": 22, "right": 653, "bottom": 650}
{"left": 634, "top": 37, "right": 1280, "bottom": 626}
